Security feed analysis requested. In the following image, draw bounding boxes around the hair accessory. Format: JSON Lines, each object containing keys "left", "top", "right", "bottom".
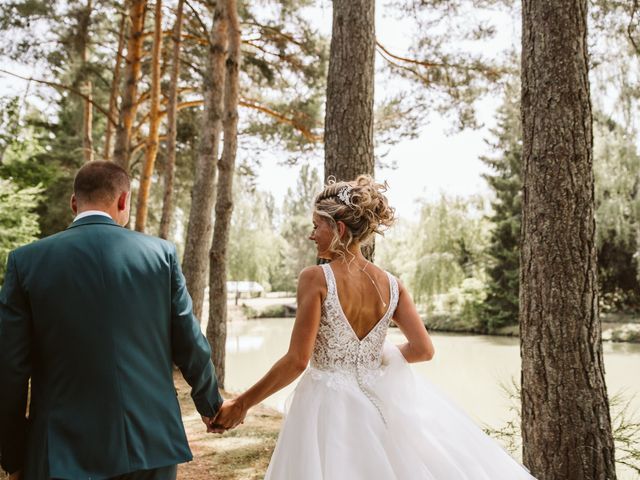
{"left": 336, "top": 185, "right": 354, "bottom": 207}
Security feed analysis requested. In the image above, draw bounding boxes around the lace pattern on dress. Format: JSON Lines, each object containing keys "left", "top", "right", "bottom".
{"left": 310, "top": 264, "right": 399, "bottom": 425}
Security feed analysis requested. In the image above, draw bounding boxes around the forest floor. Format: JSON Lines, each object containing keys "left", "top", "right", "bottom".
{"left": 175, "top": 373, "right": 280, "bottom": 480}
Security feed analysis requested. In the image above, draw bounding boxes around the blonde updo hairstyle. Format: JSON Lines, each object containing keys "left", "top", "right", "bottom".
{"left": 314, "top": 175, "right": 395, "bottom": 260}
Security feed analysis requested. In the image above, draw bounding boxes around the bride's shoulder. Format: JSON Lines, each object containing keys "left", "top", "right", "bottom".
{"left": 298, "top": 265, "right": 325, "bottom": 284}
{"left": 297, "top": 265, "right": 328, "bottom": 300}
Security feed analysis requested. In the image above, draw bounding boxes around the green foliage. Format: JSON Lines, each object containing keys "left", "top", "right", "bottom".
{"left": 227, "top": 175, "right": 284, "bottom": 289}
{"left": 0, "top": 177, "right": 42, "bottom": 283}
{"left": 594, "top": 114, "right": 640, "bottom": 311}
{"left": 479, "top": 81, "right": 522, "bottom": 332}
{"left": 409, "top": 195, "right": 489, "bottom": 305}
{"left": 276, "top": 164, "right": 321, "bottom": 291}
{"left": 378, "top": 195, "right": 490, "bottom": 325}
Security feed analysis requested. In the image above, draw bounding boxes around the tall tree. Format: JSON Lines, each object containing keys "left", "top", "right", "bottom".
{"left": 80, "top": 0, "right": 93, "bottom": 163}
{"left": 480, "top": 80, "right": 522, "bottom": 333}
{"left": 135, "top": 0, "right": 162, "bottom": 232}
{"left": 207, "top": 0, "right": 240, "bottom": 388}
{"left": 103, "top": 11, "right": 127, "bottom": 162}
{"left": 113, "top": 0, "right": 147, "bottom": 171}
{"left": 182, "top": 0, "right": 228, "bottom": 320}
{"left": 158, "top": 0, "right": 185, "bottom": 239}
{"left": 520, "top": 1, "right": 617, "bottom": 478}
{"left": 324, "top": 0, "right": 375, "bottom": 182}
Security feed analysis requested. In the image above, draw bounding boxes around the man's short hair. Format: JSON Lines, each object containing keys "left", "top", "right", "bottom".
{"left": 74, "top": 161, "right": 131, "bottom": 205}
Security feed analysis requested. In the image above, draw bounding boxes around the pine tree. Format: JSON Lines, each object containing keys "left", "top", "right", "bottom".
{"left": 479, "top": 81, "right": 522, "bottom": 333}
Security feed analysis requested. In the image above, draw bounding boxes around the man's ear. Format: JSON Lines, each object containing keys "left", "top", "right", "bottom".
{"left": 70, "top": 194, "right": 78, "bottom": 215}
{"left": 336, "top": 220, "right": 346, "bottom": 239}
{"left": 117, "top": 191, "right": 129, "bottom": 211}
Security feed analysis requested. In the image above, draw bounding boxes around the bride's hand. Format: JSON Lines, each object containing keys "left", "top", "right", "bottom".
{"left": 212, "top": 398, "right": 247, "bottom": 431}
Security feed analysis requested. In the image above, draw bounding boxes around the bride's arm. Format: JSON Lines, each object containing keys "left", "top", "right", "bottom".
{"left": 213, "top": 266, "right": 323, "bottom": 429}
{"left": 393, "top": 278, "right": 435, "bottom": 363}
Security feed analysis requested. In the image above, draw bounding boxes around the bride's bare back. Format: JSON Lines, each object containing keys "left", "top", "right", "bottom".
{"left": 326, "top": 261, "right": 391, "bottom": 340}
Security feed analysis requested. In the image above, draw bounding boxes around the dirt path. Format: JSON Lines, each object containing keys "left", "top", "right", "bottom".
{"left": 175, "top": 373, "right": 281, "bottom": 480}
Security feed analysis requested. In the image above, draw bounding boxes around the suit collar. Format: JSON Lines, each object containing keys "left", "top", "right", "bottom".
{"left": 67, "top": 215, "right": 121, "bottom": 230}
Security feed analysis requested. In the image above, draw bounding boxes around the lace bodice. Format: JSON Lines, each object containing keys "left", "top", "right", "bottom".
{"left": 309, "top": 264, "right": 399, "bottom": 424}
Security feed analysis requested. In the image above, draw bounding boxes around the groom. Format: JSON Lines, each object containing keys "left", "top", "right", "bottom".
{"left": 0, "top": 161, "right": 224, "bottom": 479}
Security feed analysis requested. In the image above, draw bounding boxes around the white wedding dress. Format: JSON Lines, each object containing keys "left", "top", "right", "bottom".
{"left": 265, "top": 264, "right": 536, "bottom": 479}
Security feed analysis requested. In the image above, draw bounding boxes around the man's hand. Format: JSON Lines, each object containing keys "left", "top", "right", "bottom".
{"left": 201, "top": 415, "right": 225, "bottom": 434}
{"left": 9, "top": 470, "right": 22, "bottom": 480}
{"left": 211, "top": 398, "right": 247, "bottom": 431}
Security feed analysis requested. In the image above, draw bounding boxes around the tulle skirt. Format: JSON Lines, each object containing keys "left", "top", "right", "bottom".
{"left": 264, "top": 342, "right": 535, "bottom": 480}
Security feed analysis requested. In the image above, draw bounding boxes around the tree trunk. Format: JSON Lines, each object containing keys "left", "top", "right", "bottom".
{"left": 159, "top": 0, "right": 185, "bottom": 240}
{"left": 113, "top": 0, "right": 147, "bottom": 171}
{"left": 182, "top": 1, "right": 228, "bottom": 321}
{"left": 324, "top": 0, "right": 375, "bottom": 182}
{"left": 103, "top": 12, "right": 127, "bottom": 162}
{"left": 82, "top": 82, "right": 94, "bottom": 163}
{"left": 79, "top": 0, "right": 93, "bottom": 163}
{"left": 207, "top": 0, "right": 240, "bottom": 389}
{"left": 135, "top": 0, "right": 163, "bottom": 232}
{"left": 520, "top": 1, "right": 617, "bottom": 479}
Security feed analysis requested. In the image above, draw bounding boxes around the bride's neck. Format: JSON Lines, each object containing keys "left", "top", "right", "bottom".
{"left": 334, "top": 243, "right": 367, "bottom": 265}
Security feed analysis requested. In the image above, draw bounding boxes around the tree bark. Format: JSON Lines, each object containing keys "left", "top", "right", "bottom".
{"left": 207, "top": 0, "right": 240, "bottom": 389}
{"left": 159, "top": 0, "right": 185, "bottom": 240}
{"left": 520, "top": 1, "right": 617, "bottom": 479}
{"left": 113, "top": 0, "right": 147, "bottom": 171}
{"left": 79, "top": 0, "right": 93, "bottom": 163}
{"left": 182, "top": 1, "right": 228, "bottom": 321}
{"left": 324, "top": 0, "right": 375, "bottom": 182}
{"left": 103, "top": 12, "right": 127, "bottom": 162}
{"left": 82, "top": 83, "right": 94, "bottom": 163}
{"left": 135, "top": 0, "right": 163, "bottom": 232}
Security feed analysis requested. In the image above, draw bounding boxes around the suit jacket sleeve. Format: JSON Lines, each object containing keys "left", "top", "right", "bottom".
{"left": 169, "top": 245, "right": 224, "bottom": 417}
{"left": 0, "top": 252, "right": 31, "bottom": 474}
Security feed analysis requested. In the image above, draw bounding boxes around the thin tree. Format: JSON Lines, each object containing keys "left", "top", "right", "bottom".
{"left": 207, "top": 0, "right": 240, "bottom": 388}
{"left": 78, "top": 0, "right": 94, "bottom": 163}
{"left": 103, "top": 12, "right": 127, "bottom": 162}
{"left": 113, "top": 0, "right": 147, "bottom": 171}
{"left": 324, "top": 0, "right": 375, "bottom": 182}
{"left": 135, "top": 0, "right": 162, "bottom": 232}
{"left": 182, "top": 1, "right": 228, "bottom": 320}
{"left": 159, "top": 0, "right": 185, "bottom": 240}
{"left": 520, "top": 0, "right": 617, "bottom": 478}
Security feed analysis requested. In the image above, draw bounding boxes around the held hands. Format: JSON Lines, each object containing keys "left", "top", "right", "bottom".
{"left": 201, "top": 415, "right": 225, "bottom": 434}
{"left": 205, "top": 398, "right": 247, "bottom": 433}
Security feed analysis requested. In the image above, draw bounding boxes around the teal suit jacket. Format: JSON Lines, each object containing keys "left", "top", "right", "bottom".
{"left": 0, "top": 215, "right": 223, "bottom": 479}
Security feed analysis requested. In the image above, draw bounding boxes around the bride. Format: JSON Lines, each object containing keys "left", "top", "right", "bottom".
{"left": 213, "top": 176, "right": 535, "bottom": 479}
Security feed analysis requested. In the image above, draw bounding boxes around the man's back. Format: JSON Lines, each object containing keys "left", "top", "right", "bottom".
{"left": 0, "top": 215, "right": 222, "bottom": 479}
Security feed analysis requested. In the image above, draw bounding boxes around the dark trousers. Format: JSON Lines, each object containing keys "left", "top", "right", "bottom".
{"left": 52, "top": 465, "right": 178, "bottom": 480}
{"left": 109, "top": 466, "right": 178, "bottom": 480}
